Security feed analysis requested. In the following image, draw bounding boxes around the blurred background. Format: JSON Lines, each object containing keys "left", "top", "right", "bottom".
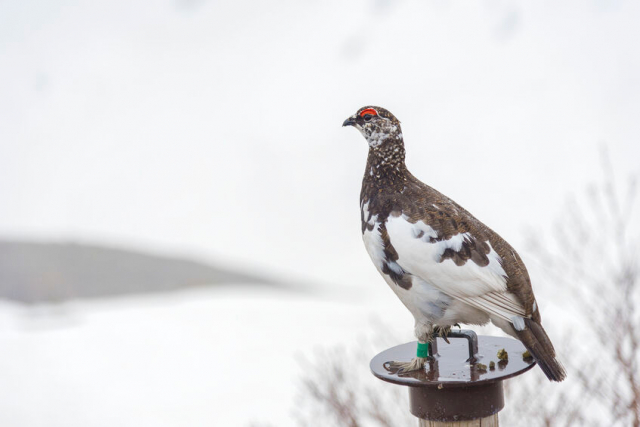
{"left": 1, "top": 1, "right": 639, "bottom": 426}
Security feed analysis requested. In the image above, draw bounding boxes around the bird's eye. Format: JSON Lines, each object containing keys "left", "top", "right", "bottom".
{"left": 359, "top": 108, "right": 378, "bottom": 120}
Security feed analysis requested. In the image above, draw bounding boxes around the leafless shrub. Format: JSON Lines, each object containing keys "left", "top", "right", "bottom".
{"left": 293, "top": 327, "right": 415, "bottom": 427}
{"left": 500, "top": 330, "right": 593, "bottom": 427}
{"left": 517, "top": 148, "right": 639, "bottom": 427}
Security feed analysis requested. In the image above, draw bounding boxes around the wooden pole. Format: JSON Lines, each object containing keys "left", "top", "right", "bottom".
{"left": 418, "top": 413, "right": 499, "bottom": 427}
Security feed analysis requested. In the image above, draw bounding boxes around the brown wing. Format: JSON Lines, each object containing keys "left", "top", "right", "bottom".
{"left": 400, "top": 175, "right": 540, "bottom": 322}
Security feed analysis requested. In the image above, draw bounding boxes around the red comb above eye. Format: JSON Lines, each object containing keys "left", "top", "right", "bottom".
{"left": 359, "top": 108, "right": 378, "bottom": 117}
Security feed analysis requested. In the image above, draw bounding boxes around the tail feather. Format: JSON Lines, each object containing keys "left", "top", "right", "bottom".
{"left": 515, "top": 318, "right": 566, "bottom": 382}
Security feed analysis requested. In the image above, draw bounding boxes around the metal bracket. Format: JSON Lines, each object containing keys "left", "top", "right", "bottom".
{"left": 429, "top": 329, "right": 479, "bottom": 363}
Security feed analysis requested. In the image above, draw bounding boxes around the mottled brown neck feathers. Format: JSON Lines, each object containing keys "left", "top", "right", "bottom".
{"left": 363, "top": 140, "right": 408, "bottom": 194}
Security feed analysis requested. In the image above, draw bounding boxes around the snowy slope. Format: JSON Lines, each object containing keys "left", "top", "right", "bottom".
{"left": 0, "top": 285, "right": 413, "bottom": 427}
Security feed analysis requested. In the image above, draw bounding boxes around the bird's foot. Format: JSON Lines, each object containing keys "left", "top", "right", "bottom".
{"left": 386, "top": 357, "right": 427, "bottom": 373}
{"left": 433, "top": 325, "right": 452, "bottom": 344}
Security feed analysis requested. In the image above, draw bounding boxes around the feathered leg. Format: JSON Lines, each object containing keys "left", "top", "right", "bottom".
{"left": 386, "top": 323, "right": 433, "bottom": 373}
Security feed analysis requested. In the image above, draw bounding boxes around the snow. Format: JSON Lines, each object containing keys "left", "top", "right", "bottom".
{"left": 0, "top": 285, "right": 412, "bottom": 427}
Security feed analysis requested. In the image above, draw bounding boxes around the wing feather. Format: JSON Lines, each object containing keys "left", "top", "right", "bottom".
{"left": 460, "top": 292, "right": 527, "bottom": 322}
{"left": 385, "top": 214, "right": 526, "bottom": 321}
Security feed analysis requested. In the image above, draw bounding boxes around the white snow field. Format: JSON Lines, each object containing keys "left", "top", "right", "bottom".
{"left": 0, "top": 284, "right": 415, "bottom": 427}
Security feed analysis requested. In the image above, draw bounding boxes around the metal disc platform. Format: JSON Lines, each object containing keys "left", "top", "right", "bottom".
{"left": 370, "top": 331, "right": 536, "bottom": 421}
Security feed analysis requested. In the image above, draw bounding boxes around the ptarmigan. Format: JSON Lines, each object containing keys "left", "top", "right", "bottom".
{"left": 343, "top": 106, "right": 565, "bottom": 382}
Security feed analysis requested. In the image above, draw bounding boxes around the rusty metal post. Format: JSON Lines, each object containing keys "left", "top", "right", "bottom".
{"left": 370, "top": 330, "right": 535, "bottom": 426}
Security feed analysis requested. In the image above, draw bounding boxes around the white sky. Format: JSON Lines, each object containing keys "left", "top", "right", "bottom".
{"left": 1, "top": 0, "right": 639, "bottom": 290}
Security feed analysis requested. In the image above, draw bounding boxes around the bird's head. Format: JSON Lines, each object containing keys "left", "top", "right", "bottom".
{"left": 343, "top": 106, "right": 403, "bottom": 149}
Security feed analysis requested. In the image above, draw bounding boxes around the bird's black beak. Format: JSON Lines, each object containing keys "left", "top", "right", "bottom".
{"left": 342, "top": 116, "right": 356, "bottom": 127}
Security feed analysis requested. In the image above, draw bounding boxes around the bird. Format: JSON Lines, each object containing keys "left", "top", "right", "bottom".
{"left": 343, "top": 106, "right": 566, "bottom": 382}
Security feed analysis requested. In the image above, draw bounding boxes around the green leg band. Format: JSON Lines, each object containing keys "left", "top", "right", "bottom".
{"left": 417, "top": 341, "right": 429, "bottom": 358}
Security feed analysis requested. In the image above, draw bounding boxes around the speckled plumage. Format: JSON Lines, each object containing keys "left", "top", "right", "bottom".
{"left": 343, "top": 106, "right": 566, "bottom": 382}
